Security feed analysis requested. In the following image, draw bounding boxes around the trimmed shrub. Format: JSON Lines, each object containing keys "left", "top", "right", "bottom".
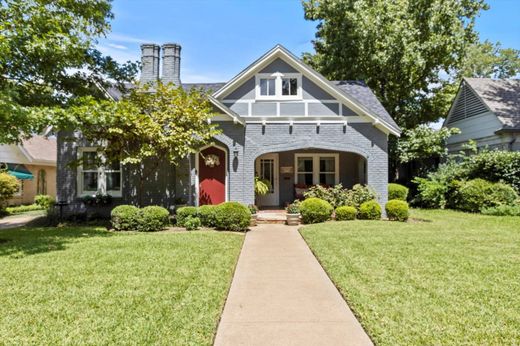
{"left": 358, "top": 200, "right": 382, "bottom": 220}
{"left": 176, "top": 206, "right": 198, "bottom": 227}
{"left": 111, "top": 205, "right": 140, "bottom": 231}
{"left": 198, "top": 205, "right": 217, "bottom": 227}
{"left": 300, "top": 197, "right": 333, "bottom": 224}
{"left": 388, "top": 183, "right": 408, "bottom": 201}
{"left": 184, "top": 216, "right": 201, "bottom": 230}
{"left": 481, "top": 204, "right": 520, "bottom": 216}
{"left": 385, "top": 199, "right": 409, "bottom": 222}
{"left": 0, "top": 172, "right": 19, "bottom": 209}
{"left": 303, "top": 183, "right": 377, "bottom": 209}
{"left": 136, "top": 206, "right": 170, "bottom": 232}
{"left": 34, "top": 194, "right": 55, "bottom": 209}
{"left": 214, "top": 202, "right": 251, "bottom": 231}
{"left": 335, "top": 206, "right": 357, "bottom": 221}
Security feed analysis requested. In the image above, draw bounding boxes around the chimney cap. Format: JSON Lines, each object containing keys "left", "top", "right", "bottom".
{"left": 162, "top": 42, "right": 181, "bottom": 48}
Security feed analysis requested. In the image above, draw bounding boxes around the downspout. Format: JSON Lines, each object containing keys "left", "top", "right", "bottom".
{"left": 509, "top": 135, "right": 517, "bottom": 151}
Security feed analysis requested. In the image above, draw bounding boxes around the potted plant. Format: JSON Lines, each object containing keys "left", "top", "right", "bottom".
{"left": 248, "top": 204, "right": 259, "bottom": 226}
{"left": 286, "top": 201, "right": 300, "bottom": 226}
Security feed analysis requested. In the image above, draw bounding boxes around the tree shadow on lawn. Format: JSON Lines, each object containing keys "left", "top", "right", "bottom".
{"left": 0, "top": 225, "right": 113, "bottom": 259}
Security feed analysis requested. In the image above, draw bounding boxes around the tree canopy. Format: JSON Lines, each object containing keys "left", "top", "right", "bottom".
{"left": 303, "top": 0, "right": 489, "bottom": 129}
{"left": 397, "top": 125, "right": 461, "bottom": 163}
{"left": 0, "top": 0, "right": 138, "bottom": 144}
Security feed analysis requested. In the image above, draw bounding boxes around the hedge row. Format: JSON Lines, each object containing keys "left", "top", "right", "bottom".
{"left": 299, "top": 197, "right": 409, "bottom": 224}
{"left": 111, "top": 205, "right": 170, "bottom": 232}
{"left": 176, "top": 202, "right": 251, "bottom": 231}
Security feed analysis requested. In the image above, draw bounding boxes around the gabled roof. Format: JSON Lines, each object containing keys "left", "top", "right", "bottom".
{"left": 463, "top": 78, "right": 520, "bottom": 131}
{"left": 212, "top": 44, "right": 401, "bottom": 136}
{"left": 20, "top": 136, "right": 57, "bottom": 165}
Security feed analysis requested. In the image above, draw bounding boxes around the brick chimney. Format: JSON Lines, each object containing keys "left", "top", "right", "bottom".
{"left": 140, "top": 43, "right": 160, "bottom": 85}
{"left": 161, "top": 43, "right": 181, "bottom": 86}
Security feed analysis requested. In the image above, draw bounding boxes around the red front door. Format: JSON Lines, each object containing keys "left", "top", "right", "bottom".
{"left": 199, "top": 146, "right": 226, "bottom": 205}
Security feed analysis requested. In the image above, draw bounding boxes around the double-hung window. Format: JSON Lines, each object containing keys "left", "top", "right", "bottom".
{"left": 259, "top": 78, "right": 276, "bottom": 97}
{"left": 78, "top": 148, "right": 122, "bottom": 197}
{"left": 295, "top": 154, "right": 339, "bottom": 187}
{"left": 256, "top": 73, "right": 301, "bottom": 99}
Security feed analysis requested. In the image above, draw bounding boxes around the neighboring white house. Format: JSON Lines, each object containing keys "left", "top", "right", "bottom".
{"left": 0, "top": 136, "right": 57, "bottom": 205}
{"left": 445, "top": 78, "right": 520, "bottom": 152}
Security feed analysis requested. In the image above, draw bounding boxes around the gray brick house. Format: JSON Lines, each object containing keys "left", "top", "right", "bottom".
{"left": 57, "top": 43, "right": 401, "bottom": 214}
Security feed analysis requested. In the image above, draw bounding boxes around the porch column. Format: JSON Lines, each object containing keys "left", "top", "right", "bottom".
{"left": 366, "top": 155, "right": 388, "bottom": 213}
{"left": 241, "top": 148, "right": 255, "bottom": 206}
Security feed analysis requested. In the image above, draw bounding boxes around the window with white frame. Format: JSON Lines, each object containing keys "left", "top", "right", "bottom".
{"left": 295, "top": 153, "right": 339, "bottom": 186}
{"left": 78, "top": 148, "right": 122, "bottom": 197}
{"left": 259, "top": 78, "right": 276, "bottom": 97}
{"left": 14, "top": 179, "right": 23, "bottom": 197}
{"left": 256, "top": 73, "right": 302, "bottom": 99}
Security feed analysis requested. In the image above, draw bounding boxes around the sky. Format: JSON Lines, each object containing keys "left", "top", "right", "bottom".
{"left": 97, "top": 0, "right": 520, "bottom": 83}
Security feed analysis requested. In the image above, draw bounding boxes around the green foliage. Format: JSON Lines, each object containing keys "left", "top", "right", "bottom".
{"left": 286, "top": 201, "right": 301, "bottom": 214}
{"left": 459, "top": 40, "right": 520, "bottom": 79}
{"left": 335, "top": 206, "right": 357, "bottom": 221}
{"left": 463, "top": 151, "right": 520, "bottom": 191}
{"left": 481, "top": 204, "right": 520, "bottom": 217}
{"left": 198, "top": 205, "right": 217, "bottom": 227}
{"left": 397, "top": 125, "right": 460, "bottom": 163}
{"left": 136, "top": 206, "right": 170, "bottom": 232}
{"left": 111, "top": 205, "right": 140, "bottom": 231}
{"left": 303, "top": 0, "right": 488, "bottom": 128}
{"left": 385, "top": 200, "right": 409, "bottom": 222}
{"left": 254, "top": 176, "right": 271, "bottom": 196}
{"left": 214, "top": 202, "right": 251, "bottom": 231}
{"left": 5, "top": 204, "right": 44, "bottom": 214}
{"left": 358, "top": 200, "right": 382, "bottom": 220}
{"left": 176, "top": 206, "right": 198, "bottom": 227}
{"left": 0, "top": 0, "right": 138, "bottom": 144}
{"left": 304, "top": 183, "right": 376, "bottom": 209}
{"left": 0, "top": 172, "right": 19, "bottom": 209}
{"left": 184, "top": 216, "right": 201, "bottom": 231}
{"left": 54, "top": 83, "right": 220, "bottom": 206}
{"left": 300, "top": 197, "right": 333, "bottom": 224}
{"left": 248, "top": 204, "right": 259, "bottom": 215}
{"left": 34, "top": 195, "right": 55, "bottom": 210}
{"left": 453, "top": 179, "right": 518, "bottom": 213}
{"left": 388, "top": 183, "right": 409, "bottom": 201}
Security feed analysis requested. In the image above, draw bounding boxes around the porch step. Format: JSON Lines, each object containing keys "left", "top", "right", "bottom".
{"left": 257, "top": 211, "right": 287, "bottom": 224}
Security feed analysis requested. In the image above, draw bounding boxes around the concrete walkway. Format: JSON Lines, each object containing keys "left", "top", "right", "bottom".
{"left": 0, "top": 211, "right": 44, "bottom": 230}
{"left": 214, "top": 224, "right": 373, "bottom": 346}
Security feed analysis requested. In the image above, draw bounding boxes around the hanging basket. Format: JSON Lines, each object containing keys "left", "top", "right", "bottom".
{"left": 204, "top": 154, "right": 220, "bottom": 168}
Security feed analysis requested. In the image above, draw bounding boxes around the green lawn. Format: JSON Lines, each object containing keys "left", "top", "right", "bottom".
{"left": 0, "top": 226, "right": 243, "bottom": 345}
{"left": 300, "top": 209, "right": 520, "bottom": 345}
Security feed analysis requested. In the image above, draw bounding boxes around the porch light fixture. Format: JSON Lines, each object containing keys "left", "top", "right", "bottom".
{"left": 233, "top": 150, "right": 239, "bottom": 158}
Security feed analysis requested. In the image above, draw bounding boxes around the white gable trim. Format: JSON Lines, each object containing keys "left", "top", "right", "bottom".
{"left": 208, "top": 96, "right": 245, "bottom": 125}
{"left": 213, "top": 45, "right": 400, "bottom": 136}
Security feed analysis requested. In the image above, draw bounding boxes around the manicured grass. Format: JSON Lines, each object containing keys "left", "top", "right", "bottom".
{"left": 0, "top": 226, "right": 243, "bottom": 345}
{"left": 300, "top": 209, "right": 520, "bottom": 345}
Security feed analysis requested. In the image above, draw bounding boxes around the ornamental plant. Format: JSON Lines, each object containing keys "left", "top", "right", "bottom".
{"left": 0, "top": 172, "right": 19, "bottom": 210}
{"left": 299, "top": 197, "right": 333, "bottom": 224}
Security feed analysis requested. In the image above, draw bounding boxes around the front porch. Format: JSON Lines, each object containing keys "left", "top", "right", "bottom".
{"left": 254, "top": 149, "right": 367, "bottom": 208}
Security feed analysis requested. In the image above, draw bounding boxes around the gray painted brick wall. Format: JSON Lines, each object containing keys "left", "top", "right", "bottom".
{"left": 57, "top": 121, "right": 389, "bottom": 216}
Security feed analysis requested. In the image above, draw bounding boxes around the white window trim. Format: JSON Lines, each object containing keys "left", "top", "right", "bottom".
{"left": 255, "top": 73, "right": 302, "bottom": 100}
{"left": 294, "top": 153, "right": 339, "bottom": 186}
{"left": 77, "top": 147, "right": 122, "bottom": 197}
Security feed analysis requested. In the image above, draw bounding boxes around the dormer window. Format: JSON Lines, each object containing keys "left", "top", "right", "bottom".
{"left": 256, "top": 73, "right": 302, "bottom": 100}
{"left": 282, "top": 77, "right": 298, "bottom": 96}
{"left": 259, "top": 78, "right": 276, "bottom": 96}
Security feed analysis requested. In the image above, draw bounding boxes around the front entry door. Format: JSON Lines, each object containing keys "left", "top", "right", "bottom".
{"left": 199, "top": 146, "right": 226, "bottom": 205}
{"left": 255, "top": 153, "right": 279, "bottom": 207}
